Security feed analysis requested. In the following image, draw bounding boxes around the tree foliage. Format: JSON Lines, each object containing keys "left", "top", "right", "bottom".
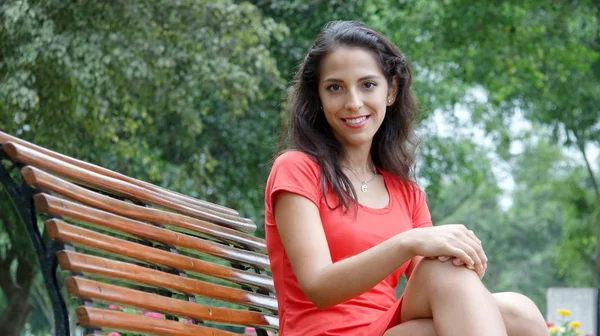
{"left": 389, "top": 0, "right": 600, "bottom": 280}
{"left": 1, "top": 0, "right": 285, "bottom": 333}
{"left": 1, "top": 0, "right": 598, "bottom": 334}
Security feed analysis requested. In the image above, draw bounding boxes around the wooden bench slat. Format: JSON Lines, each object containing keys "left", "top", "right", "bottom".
{"left": 1, "top": 132, "right": 281, "bottom": 335}
{"left": 57, "top": 251, "right": 278, "bottom": 312}
{"left": 0, "top": 131, "right": 239, "bottom": 216}
{"left": 67, "top": 277, "right": 279, "bottom": 329}
{"left": 4, "top": 142, "right": 256, "bottom": 232}
{"left": 46, "top": 219, "right": 274, "bottom": 290}
{"left": 24, "top": 166, "right": 266, "bottom": 252}
{"left": 76, "top": 306, "right": 241, "bottom": 336}
{"left": 34, "top": 193, "right": 270, "bottom": 269}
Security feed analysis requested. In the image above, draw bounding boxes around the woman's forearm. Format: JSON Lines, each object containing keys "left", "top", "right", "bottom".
{"left": 304, "top": 233, "right": 415, "bottom": 309}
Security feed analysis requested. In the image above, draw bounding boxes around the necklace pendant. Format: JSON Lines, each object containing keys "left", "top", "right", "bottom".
{"left": 361, "top": 183, "right": 368, "bottom": 192}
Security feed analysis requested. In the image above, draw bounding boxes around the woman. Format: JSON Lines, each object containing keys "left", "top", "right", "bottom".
{"left": 264, "top": 21, "right": 547, "bottom": 336}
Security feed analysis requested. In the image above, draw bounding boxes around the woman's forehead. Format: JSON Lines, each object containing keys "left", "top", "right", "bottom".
{"left": 319, "top": 46, "right": 384, "bottom": 82}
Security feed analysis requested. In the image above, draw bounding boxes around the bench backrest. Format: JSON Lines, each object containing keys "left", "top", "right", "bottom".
{"left": 0, "top": 131, "right": 278, "bottom": 336}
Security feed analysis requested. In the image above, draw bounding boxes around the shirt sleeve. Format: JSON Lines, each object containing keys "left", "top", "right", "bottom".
{"left": 264, "top": 151, "right": 322, "bottom": 226}
{"left": 412, "top": 185, "right": 433, "bottom": 228}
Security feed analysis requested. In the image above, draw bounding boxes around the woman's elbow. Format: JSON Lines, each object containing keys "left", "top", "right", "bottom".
{"left": 308, "top": 294, "right": 335, "bottom": 310}
{"left": 300, "top": 282, "right": 332, "bottom": 309}
{"left": 297, "top": 269, "right": 341, "bottom": 309}
{"left": 301, "top": 283, "right": 335, "bottom": 310}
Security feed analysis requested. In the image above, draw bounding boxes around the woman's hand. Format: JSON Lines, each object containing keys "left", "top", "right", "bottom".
{"left": 401, "top": 224, "right": 487, "bottom": 278}
{"left": 434, "top": 255, "right": 486, "bottom": 279}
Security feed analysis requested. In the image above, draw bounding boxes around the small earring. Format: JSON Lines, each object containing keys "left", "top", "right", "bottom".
{"left": 388, "top": 98, "right": 392, "bottom": 104}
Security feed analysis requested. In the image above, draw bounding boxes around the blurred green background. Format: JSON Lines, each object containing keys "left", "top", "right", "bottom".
{"left": 0, "top": 0, "right": 598, "bottom": 334}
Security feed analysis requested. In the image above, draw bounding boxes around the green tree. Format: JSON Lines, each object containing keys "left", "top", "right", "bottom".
{"left": 441, "top": 133, "right": 596, "bottom": 312}
{"left": 2, "top": 0, "right": 597, "bottom": 334}
{"left": 0, "top": 0, "right": 285, "bottom": 334}
{"left": 382, "top": 0, "right": 600, "bottom": 282}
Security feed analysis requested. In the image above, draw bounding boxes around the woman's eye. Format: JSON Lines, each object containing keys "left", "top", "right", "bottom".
{"left": 363, "top": 82, "right": 377, "bottom": 89}
{"left": 326, "top": 84, "right": 342, "bottom": 92}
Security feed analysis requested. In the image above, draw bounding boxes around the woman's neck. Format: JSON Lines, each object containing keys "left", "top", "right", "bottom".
{"left": 341, "top": 145, "right": 376, "bottom": 177}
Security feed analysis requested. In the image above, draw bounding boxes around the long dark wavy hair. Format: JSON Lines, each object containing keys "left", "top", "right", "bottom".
{"left": 281, "top": 20, "right": 419, "bottom": 212}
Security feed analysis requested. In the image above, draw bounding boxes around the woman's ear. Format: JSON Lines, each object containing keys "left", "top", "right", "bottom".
{"left": 387, "top": 76, "right": 399, "bottom": 106}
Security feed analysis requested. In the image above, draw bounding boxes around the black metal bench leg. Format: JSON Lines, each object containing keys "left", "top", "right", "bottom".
{"left": 46, "top": 240, "right": 69, "bottom": 336}
{"left": 0, "top": 158, "right": 70, "bottom": 336}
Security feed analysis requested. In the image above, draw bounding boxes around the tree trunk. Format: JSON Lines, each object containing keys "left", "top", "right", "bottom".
{"left": 570, "top": 130, "right": 600, "bottom": 283}
{"left": 0, "top": 288, "right": 34, "bottom": 336}
{"left": 0, "top": 254, "right": 35, "bottom": 336}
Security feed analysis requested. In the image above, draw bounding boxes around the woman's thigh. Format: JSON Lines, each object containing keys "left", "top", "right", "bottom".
{"left": 399, "top": 257, "right": 482, "bottom": 322}
{"left": 385, "top": 292, "right": 546, "bottom": 336}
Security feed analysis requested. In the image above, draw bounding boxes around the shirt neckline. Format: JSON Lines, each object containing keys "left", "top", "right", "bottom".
{"left": 357, "top": 168, "right": 393, "bottom": 214}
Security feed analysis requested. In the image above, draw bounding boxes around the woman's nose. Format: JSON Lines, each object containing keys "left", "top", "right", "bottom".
{"left": 344, "top": 90, "right": 363, "bottom": 111}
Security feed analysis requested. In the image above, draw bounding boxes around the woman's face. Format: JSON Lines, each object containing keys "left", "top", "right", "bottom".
{"left": 318, "top": 45, "right": 397, "bottom": 149}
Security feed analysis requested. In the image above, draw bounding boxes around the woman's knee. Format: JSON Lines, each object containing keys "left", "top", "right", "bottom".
{"left": 413, "top": 257, "right": 474, "bottom": 277}
{"left": 494, "top": 292, "right": 547, "bottom": 336}
{"left": 411, "top": 258, "right": 480, "bottom": 294}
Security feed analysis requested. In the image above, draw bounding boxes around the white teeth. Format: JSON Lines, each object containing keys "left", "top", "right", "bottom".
{"left": 345, "top": 116, "right": 367, "bottom": 124}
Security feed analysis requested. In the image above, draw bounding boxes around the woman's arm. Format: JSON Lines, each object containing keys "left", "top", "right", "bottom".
{"left": 275, "top": 191, "right": 486, "bottom": 309}
{"left": 274, "top": 192, "right": 415, "bottom": 309}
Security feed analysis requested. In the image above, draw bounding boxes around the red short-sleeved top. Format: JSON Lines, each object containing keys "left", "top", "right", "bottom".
{"left": 265, "top": 151, "right": 432, "bottom": 336}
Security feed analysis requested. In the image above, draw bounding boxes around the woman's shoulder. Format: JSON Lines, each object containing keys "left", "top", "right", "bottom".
{"left": 272, "top": 150, "right": 320, "bottom": 171}
{"left": 380, "top": 170, "right": 425, "bottom": 198}
{"left": 265, "top": 150, "right": 323, "bottom": 208}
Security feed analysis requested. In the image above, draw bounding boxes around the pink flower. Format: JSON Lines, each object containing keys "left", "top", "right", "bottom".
{"left": 107, "top": 332, "right": 121, "bottom": 336}
{"left": 243, "top": 327, "right": 274, "bottom": 335}
{"left": 143, "top": 311, "right": 165, "bottom": 319}
{"left": 108, "top": 305, "right": 123, "bottom": 311}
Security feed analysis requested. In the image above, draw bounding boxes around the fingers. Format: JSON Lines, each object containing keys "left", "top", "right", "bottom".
{"left": 452, "top": 258, "right": 464, "bottom": 266}
{"left": 444, "top": 244, "right": 475, "bottom": 269}
{"left": 436, "top": 255, "right": 466, "bottom": 266}
{"left": 453, "top": 239, "right": 485, "bottom": 276}
{"left": 452, "top": 257, "right": 484, "bottom": 279}
{"left": 466, "top": 229, "right": 487, "bottom": 269}
{"left": 438, "top": 256, "right": 466, "bottom": 267}
{"left": 417, "top": 224, "right": 488, "bottom": 278}
{"left": 443, "top": 227, "right": 487, "bottom": 279}
{"left": 444, "top": 256, "right": 484, "bottom": 279}
{"left": 450, "top": 225, "right": 486, "bottom": 273}
{"left": 466, "top": 229, "right": 482, "bottom": 246}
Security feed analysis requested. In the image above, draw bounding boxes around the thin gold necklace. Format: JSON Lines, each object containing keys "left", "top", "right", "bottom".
{"left": 346, "top": 167, "right": 377, "bottom": 192}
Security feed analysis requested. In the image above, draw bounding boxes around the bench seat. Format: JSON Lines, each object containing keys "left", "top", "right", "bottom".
{"left": 0, "top": 131, "right": 278, "bottom": 336}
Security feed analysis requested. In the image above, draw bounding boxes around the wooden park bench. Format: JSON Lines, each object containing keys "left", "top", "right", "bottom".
{"left": 0, "top": 131, "right": 278, "bottom": 336}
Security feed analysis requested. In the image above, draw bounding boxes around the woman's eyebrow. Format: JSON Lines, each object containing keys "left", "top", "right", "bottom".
{"left": 322, "top": 75, "right": 381, "bottom": 83}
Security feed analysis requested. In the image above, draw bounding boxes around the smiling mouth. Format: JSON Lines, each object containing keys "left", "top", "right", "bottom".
{"left": 343, "top": 116, "right": 370, "bottom": 124}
